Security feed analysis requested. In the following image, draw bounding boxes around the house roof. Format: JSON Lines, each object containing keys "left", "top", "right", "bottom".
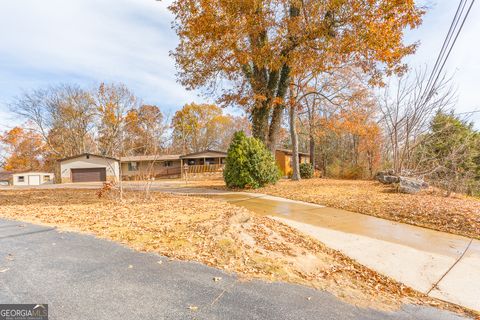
{"left": 120, "top": 155, "right": 181, "bottom": 162}
{"left": 12, "top": 171, "right": 54, "bottom": 176}
{"left": 276, "top": 148, "right": 310, "bottom": 157}
{"left": 180, "top": 150, "right": 227, "bottom": 159}
{"left": 58, "top": 153, "right": 119, "bottom": 162}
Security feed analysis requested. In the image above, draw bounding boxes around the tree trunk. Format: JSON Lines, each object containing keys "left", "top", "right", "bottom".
{"left": 248, "top": 3, "right": 298, "bottom": 154}
{"left": 267, "top": 105, "right": 284, "bottom": 153}
{"left": 251, "top": 100, "right": 271, "bottom": 144}
{"left": 289, "top": 104, "right": 300, "bottom": 181}
{"left": 309, "top": 134, "right": 315, "bottom": 169}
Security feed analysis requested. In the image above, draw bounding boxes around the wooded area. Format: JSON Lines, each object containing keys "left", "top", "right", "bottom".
{"left": 1, "top": 1, "right": 478, "bottom": 196}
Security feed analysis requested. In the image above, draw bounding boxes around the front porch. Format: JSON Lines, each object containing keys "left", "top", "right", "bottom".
{"left": 180, "top": 150, "right": 227, "bottom": 177}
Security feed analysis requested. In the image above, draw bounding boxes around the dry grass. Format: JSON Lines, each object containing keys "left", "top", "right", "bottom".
{"left": 0, "top": 189, "right": 475, "bottom": 316}
{"left": 255, "top": 179, "right": 480, "bottom": 240}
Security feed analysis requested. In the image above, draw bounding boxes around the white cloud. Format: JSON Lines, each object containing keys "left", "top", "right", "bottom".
{"left": 0, "top": 0, "right": 478, "bottom": 128}
{"left": 0, "top": 0, "right": 199, "bottom": 125}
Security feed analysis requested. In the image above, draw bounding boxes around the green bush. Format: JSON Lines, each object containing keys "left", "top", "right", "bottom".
{"left": 299, "top": 163, "right": 314, "bottom": 179}
{"left": 223, "top": 131, "right": 280, "bottom": 189}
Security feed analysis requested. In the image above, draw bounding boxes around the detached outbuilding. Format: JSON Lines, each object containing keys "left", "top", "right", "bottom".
{"left": 275, "top": 149, "right": 311, "bottom": 177}
{"left": 59, "top": 153, "right": 120, "bottom": 183}
{"left": 12, "top": 172, "right": 54, "bottom": 186}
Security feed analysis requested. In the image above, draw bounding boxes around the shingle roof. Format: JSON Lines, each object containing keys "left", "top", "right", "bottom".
{"left": 58, "top": 153, "right": 119, "bottom": 162}
{"left": 120, "top": 155, "right": 181, "bottom": 162}
{"left": 180, "top": 150, "right": 227, "bottom": 159}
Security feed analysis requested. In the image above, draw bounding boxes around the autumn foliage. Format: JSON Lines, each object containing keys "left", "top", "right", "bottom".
{"left": 171, "top": 103, "right": 250, "bottom": 154}
{"left": 1, "top": 127, "right": 44, "bottom": 172}
{"left": 169, "top": 0, "right": 424, "bottom": 149}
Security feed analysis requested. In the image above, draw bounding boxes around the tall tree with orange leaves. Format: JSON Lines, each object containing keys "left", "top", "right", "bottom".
{"left": 94, "top": 83, "right": 139, "bottom": 157}
{"left": 124, "top": 105, "right": 167, "bottom": 155}
{"left": 171, "top": 103, "right": 250, "bottom": 153}
{"left": 169, "top": 0, "right": 424, "bottom": 152}
{"left": 1, "top": 126, "right": 44, "bottom": 171}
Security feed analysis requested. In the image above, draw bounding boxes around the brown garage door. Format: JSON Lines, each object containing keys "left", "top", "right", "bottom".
{"left": 71, "top": 168, "right": 106, "bottom": 183}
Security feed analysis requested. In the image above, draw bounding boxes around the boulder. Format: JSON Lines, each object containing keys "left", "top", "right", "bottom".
{"left": 382, "top": 175, "right": 400, "bottom": 184}
{"left": 398, "top": 177, "right": 428, "bottom": 194}
{"left": 375, "top": 170, "right": 399, "bottom": 184}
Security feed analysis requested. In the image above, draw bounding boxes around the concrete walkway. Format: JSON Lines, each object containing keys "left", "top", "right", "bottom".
{"left": 179, "top": 190, "right": 479, "bottom": 312}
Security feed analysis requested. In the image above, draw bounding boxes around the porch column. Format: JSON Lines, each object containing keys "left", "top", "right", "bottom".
{"left": 180, "top": 159, "right": 183, "bottom": 178}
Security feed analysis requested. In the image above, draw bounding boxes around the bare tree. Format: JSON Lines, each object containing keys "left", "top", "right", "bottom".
{"left": 378, "top": 68, "right": 456, "bottom": 175}
{"left": 10, "top": 85, "right": 96, "bottom": 159}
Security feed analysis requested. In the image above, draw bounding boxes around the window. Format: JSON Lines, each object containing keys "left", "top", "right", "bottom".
{"left": 187, "top": 160, "right": 196, "bottom": 165}
{"left": 43, "top": 175, "right": 51, "bottom": 182}
{"left": 164, "top": 161, "right": 173, "bottom": 167}
{"left": 128, "top": 162, "right": 138, "bottom": 171}
{"left": 205, "top": 158, "right": 216, "bottom": 165}
{"left": 18, "top": 176, "right": 25, "bottom": 183}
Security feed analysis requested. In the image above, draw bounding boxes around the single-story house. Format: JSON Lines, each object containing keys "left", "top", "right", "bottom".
{"left": 0, "top": 171, "right": 13, "bottom": 186}
{"left": 275, "top": 149, "right": 311, "bottom": 177}
{"left": 59, "top": 149, "right": 309, "bottom": 182}
{"left": 120, "top": 154, "right": 182, "bottom": 180}
{"left": 59, "top": 153, "right": 120, "bottom": 183}
{"left": 121, "top": 150, "right": 227, "bottom": 180}
{"left": 12, "top": 171, "right": 55, "bottom": 186}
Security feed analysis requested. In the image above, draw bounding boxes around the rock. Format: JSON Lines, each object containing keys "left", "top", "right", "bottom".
{"left": 398, "top": 177, "right": 428, "bottom": 194}
{"left": 383, "top": 175, "right": 400, "bottom": 184}
{"left": 375, "top": 170, "right": 399, "bottom": 184}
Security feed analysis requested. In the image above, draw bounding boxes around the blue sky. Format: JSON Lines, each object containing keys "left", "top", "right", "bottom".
{"left": 0, "top": 0, "right": 479, "bottom": 130}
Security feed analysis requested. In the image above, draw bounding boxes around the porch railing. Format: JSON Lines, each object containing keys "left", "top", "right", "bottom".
{"left": 186, "top": 164, "right": 224, "bottom": 174}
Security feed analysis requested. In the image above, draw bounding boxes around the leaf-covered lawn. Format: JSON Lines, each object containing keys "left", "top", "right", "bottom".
{"left": 257, "top": 179, "right": 480, "bottom": 240}
{"left": 0, "top": 189, "right": 472, "bottom": 316}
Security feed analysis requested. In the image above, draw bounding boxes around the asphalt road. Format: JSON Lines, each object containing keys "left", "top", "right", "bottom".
{"left": 0, "top": 219, "right": 470, "bottom": 320}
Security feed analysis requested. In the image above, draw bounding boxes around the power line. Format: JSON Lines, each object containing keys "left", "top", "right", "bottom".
{"left": 427, "top": 0, "right": 476, "bottom": 99}
{"left": 421, "top": 0, "right": 476, "bottom": 103}
{"left": 423, "top": 0, "right": 466, "bottom": 96}
{"left": 455, "top": 109, "right": 480, "bottom": 115}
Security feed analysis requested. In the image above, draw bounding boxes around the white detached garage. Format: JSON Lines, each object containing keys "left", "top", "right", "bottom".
{"left": 12, "top": 172, "right": 54, "bottom": 186}
{"left": 59, "top": 153, "right": 120, "bottom": 183}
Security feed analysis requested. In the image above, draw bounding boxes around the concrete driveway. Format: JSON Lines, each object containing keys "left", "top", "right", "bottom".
{"left": 0, "top": 219, "right": 470, "bottom": 320}
{"left": 189, "top": 192, "right": 480, "bottom": 313}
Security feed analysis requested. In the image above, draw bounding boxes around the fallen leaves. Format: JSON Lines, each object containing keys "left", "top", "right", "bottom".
{"left": 0, "top": 189, "right": 475, "bottom": 317}
{"left": 256, "top": 179, "right": 480, "bottom": 239}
